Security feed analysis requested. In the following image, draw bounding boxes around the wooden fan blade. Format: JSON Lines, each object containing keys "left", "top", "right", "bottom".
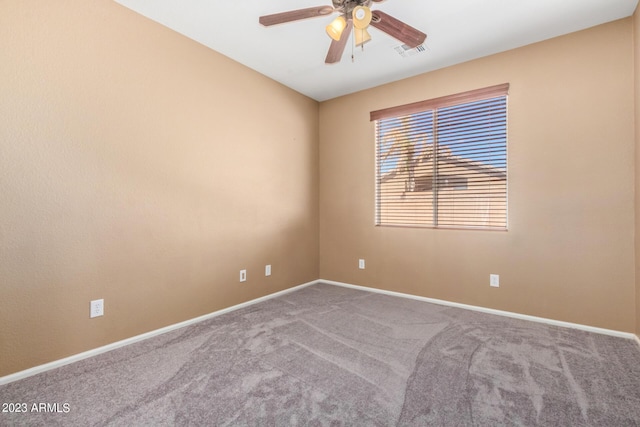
{"left": 325, "top": 20, "right": 353, "bottom": 64}
{"left": 259, "top": 6, "right": 334, "bottom": 26}
{"left": 370, "top": 10, "right": 426, "bottom": 48}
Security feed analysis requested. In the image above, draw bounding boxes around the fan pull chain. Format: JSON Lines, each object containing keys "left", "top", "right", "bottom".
{"left": 351, "top": 27, "right": 355, "bottom": 62}
{"left": 352, "top": 28, "right": 367, "bottom": 63}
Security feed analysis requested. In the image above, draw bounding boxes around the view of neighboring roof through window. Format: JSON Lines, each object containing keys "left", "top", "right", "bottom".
{"left": 371, "top": 84, "right": 509, "bottom": 230}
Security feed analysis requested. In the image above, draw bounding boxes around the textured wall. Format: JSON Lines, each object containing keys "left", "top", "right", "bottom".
{"left": 319, "top": 19, "right": 636, "bottom": 332}
{"left": 0, "top": 1, "right": 319, "bottom": 376}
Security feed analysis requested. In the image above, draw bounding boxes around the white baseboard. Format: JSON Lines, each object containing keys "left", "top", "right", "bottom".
{"left": 2, "top": 278, "right": 636, "bottom": 386}
{"left": 320, "top": 279, "right": 638, "bottom": 341}
{"left": 0, "top": 280, "right": 317, "bottom": 386}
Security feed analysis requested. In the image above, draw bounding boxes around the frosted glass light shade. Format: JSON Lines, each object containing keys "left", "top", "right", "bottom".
{"left": 352, "top": 6, "right": 372, "bottom": 29}
{"left": 355, "top": 28, "right": 371, "bottom": 46}
{"left": 326, "top": 16, "right": 347, "bottom": 41}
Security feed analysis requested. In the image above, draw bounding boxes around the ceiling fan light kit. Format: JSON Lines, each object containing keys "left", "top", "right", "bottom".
{"left": 352, "top": 5, "right": 372, "bottom": 29}
{"left": 355, "top": 28, "right": 372, "bottom": 47}
{"left": 326, "top": 16, "right": 347, "bottom": 41}
{"left": 259, "top": 0, "right": 426, "bottom": 64}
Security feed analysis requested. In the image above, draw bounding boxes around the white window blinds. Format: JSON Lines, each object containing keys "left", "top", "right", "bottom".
{"left": 372, "top": 84, "right": 509, "bottom": 230}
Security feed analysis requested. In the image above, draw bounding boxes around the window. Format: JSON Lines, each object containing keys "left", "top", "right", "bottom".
{"left": 372, "top": 84, "right": 508, "bottom": 230}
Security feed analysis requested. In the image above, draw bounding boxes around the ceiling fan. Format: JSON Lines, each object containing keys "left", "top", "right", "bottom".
{"left": 259, "top": 0, "right": 427, "bottom": 64}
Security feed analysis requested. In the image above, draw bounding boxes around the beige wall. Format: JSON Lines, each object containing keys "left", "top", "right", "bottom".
{"left": 320, "top": 19, "right": 636, "bottom": 332}
{"left": 635, "top": 6, "right": 640, "bottom": 337}
{"left": 0, "top": 1, "right": 319, "bottom": 376}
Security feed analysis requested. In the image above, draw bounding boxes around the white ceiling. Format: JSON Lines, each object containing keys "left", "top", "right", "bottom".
{"left": 114, "top": 0, "right": 638, "bottom": 101}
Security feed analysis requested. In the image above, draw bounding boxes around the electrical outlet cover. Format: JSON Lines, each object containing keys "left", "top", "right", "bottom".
{"left": 90, "top": 299, "right": 104, "bottom": 318}
{"left": 490, "top": 274, "right": 500, "bottom": 287}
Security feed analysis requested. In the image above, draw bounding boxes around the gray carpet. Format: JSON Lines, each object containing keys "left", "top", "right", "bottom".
{"left": 2, "top": 283, "right": 640, "bottom": 426}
